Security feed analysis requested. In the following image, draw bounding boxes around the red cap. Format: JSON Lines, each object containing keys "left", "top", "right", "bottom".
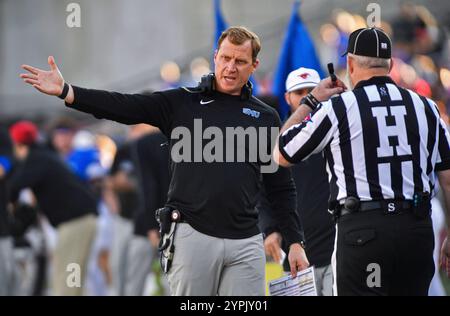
{"left": 9, "top": 121, "right": 38, "bottom": 145}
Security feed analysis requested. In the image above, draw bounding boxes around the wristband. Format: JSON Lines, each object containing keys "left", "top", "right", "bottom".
{"left": 58, "top": 82, "right": 69, "bottom": 100}
{"left": 300, "top": 93, "right": 321, "bottom": 111}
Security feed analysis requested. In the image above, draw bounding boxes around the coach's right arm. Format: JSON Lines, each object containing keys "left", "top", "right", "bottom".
{"left": 20, "top": 56, "right": 175, "bottom": 136}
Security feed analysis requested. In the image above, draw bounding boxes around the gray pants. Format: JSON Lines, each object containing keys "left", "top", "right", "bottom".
{"left": 167, "top": 223, "right": 265, "bottom": 296}
{"left": 314, "top": 265, "right": 333, "bottom": 296}
{"left": 110, "top": 215, "right": 133, "bottom": 296}
{"left": 0, "top": 237, "right": 15, "bottom": 296}
{"left": 124, "top": 235, "right": 154, "bottom": 296}
{"left": 13, "top": 246, "right": 37, "bottom": 296}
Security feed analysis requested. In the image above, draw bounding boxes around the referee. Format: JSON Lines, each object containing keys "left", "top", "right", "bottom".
{"left": 274, "top": 27, "right": 450, "bottom": 296}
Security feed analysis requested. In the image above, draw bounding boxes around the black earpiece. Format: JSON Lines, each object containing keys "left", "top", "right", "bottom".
{"left": 241, "top": 80, "right": 253, "bottom": 101}
{"left": 199, "top": 73, "right": 216, "bottom": 95}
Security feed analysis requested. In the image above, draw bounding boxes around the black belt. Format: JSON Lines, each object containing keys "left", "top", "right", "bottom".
{"left": 338, "top": 200, "right": 413, "bottom": 217}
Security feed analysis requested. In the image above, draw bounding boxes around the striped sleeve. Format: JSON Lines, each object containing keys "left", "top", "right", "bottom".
{"left": 278, "top": 100, "right": 337, "bottom": 164}
{"left": 436, "top": 114, "right": 450, "bottom": 171}
{"left": 426, "top": 98, "right": 450, "bottom": 171}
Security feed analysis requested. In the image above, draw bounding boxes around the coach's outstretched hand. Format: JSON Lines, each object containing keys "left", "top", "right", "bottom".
{"left": 20, "top": 56, "right": 65, "bottom": 97}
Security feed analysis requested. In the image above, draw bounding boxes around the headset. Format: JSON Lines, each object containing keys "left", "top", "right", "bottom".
{"left": 198, "top": 73, "right": 253, "bottom": 100}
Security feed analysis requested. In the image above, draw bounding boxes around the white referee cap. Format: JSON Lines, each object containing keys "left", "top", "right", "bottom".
{"left": 285, "top": 67, "right": 321, "bottom": 92}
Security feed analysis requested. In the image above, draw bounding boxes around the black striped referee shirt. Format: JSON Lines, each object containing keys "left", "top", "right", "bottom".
{"left": 279, "top": 76, "right": 450, "bottom": 207}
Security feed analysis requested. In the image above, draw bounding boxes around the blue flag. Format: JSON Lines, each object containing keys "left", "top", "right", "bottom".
{"left": 214, "top": 0, "right": 227, "bottom": 52}
{"left": 213, "top": 0, "right": 259, "bottom": 94}
{"left": 272, "top": 1, "right": 324, "bottom": 120}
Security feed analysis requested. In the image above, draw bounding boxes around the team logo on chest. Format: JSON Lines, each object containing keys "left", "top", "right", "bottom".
{"left": 242, "top": 108, "right": 260, "bottom": 118}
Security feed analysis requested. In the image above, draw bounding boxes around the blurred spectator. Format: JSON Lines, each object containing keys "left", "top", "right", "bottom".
{"left": 85, "top": 158, "right": 114, "bottom": 296}
{"left": 47, "top": 117, "right": 78, "bottom": 159}
{"left": 259, "top": 68, "right": 335, "bottom": 296}
{"left": 127, "top": 125, "right": 170, "bottom": 296}
{"left": 67, "top": 130, "right": 102, "bottom": 183}
{"left": 0, "top": 127, "right": 15, "bottom": 296}
{"left": 108, "top": 124, "right": 152, "bottom": 295}
{"left": 8, "top": 121, "right": 97, "bottom": 296}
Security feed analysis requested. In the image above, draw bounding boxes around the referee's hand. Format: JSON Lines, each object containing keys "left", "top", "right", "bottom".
{"left": 288, "top": 243, "right": 309, "bottom": 278}
{"left": 310, "top": 76, "right": 347, "bottom": 102}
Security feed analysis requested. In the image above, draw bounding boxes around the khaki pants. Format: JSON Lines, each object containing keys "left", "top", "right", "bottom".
{"left": 53, "top": 214, "right": 97, "bottom": 296}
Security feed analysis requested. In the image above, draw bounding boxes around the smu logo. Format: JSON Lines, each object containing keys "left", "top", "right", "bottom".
{"left": 299, "top": 73, "right": 310, "bottom": 79}
{"left": 243, "top": 108, "right": 260, "bottom": 118}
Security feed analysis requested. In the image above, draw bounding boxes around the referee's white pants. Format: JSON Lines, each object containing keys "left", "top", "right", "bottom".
{"left": 167, "top": 223, "right": 265, "bottom": 296}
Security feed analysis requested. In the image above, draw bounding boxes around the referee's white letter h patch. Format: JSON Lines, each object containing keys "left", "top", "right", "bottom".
{"left": 371, "top": 106, "right": 412, "bottom": 157}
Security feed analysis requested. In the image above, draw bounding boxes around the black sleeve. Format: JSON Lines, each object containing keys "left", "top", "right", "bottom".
{"left": 436, "top": 117, "right": 450, "bottom": 171}
{"left": 262, "top": 166, "right": 304, "bottom": 249}
{"left": 8, "top": 158, "right": 44, "bottom": 203}
{"left": 67, "top": 86, "right": 181, "bottom": 136}
{"left": 135, "top": 174, "right": 162, "bottom": 232}
{"left": 261, "top": 109, "right": 305, "bottom": 248}
{"left": 109, "top": 144, "right": 131, "bottom": 176}
{"left": 256, "top": 187, "right": 280, "bottom": 238}
{"left": 133, "top": 134, "right": 170, "bottom": 234}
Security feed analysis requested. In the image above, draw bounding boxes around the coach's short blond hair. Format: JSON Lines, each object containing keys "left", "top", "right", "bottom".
{"left": 217, "top": 26, "right": 261, "bottom": 63}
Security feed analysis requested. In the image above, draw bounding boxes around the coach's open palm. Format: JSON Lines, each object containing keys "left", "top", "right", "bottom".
{"left": 20, "top": 56, "right": 64, "bottom": 96}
